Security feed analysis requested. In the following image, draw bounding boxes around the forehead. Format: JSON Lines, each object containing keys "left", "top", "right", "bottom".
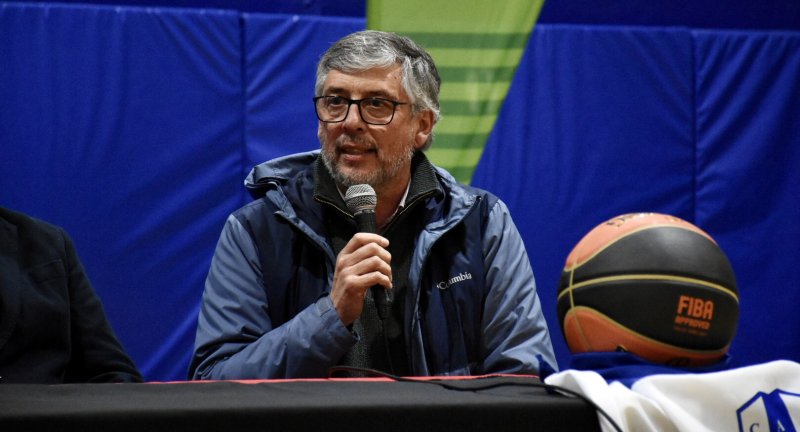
{"left": 322, "top": 65, "right": 405, "bottom": 98}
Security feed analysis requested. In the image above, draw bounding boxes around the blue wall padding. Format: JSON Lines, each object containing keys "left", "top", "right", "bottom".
{"left": 1, "top": 3, "right": 246, "bottom": 380}
{"left": 473, "top": 25, "right": 697, "bottom": 369}
{"left": 692, "top": 30, "right": 800, "bottom": 363}
{"left": 243, "top": 14, "right": 364, "bottom": 170}
{"left": 1, "top": 3, "right": 799, "bottom": 380}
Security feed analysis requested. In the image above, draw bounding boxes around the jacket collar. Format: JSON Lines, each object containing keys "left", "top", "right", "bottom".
{"left": 243, "top": 150, "right": 476, "bottom": 239}
{"left": 244, "top": 151, "right": 319, "bottom": 199}
{"left": 311, "top": 151, "right": 444, "bottom": 220}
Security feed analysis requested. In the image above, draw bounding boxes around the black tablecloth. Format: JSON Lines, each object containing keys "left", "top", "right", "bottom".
{"left": 0, "top": 376, "right": 600, "bottom": 431}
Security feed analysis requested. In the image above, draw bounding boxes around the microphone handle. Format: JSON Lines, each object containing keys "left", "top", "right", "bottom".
{"left": 353, "top": 210, "right": 389, "bottom": 320}
{"left": 353, "top": 211, "right": 378, "bottom": 234}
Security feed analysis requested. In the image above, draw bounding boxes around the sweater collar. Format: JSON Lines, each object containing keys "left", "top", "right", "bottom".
{"left": 313, "top": 152, "right": 443, "bottom": 218}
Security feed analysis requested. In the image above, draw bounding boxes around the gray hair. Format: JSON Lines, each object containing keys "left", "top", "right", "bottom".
{"left": 315, "top": 30, "right": 441, "bottom": 150}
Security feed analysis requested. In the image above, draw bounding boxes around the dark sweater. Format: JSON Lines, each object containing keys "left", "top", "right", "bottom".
{"left": 313, "top": 153, "right": 442, "bottom": 376}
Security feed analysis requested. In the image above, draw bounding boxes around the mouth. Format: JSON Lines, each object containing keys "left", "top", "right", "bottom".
{"left": 337, "top": 142, "right": 377, "bottom": 160}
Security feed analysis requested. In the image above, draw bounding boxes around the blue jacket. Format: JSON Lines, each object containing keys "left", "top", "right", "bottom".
{"left": 190, "top": 151, "right": 556, "bottom": 379}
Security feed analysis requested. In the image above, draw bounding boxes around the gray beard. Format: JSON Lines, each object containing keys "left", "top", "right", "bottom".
{"left": 319, "top": 133, "right": 414, "bottom": 190}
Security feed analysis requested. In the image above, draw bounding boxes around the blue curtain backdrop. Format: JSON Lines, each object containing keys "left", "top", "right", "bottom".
{"left": 1, "top": 2, "right": 799, "bottom": 380}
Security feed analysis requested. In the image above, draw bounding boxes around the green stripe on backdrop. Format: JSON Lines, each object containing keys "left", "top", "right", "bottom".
{"left": 437, "top": 115, "right": 497, "bottom": 135}
{"left": 440, "top": 82, "right": 511, "bottom": 102}
{"left": 434, "top": 133, "right": 491, "bottom": 150}
{"left": 440, "top": 99, "right": 506, "bottom": 117}
{"left": 404, "top": 32, "right": 531, "bottom": 49}
{"left": 426, "top": 147, "right": 485, "bottom": 171}
{"left": 367, "top": 1, "right": 541, "bottom": 33}
{"left": 437, "top": 66, "right": 518, "bottom": 84}
{"left": 427, "top": 48, "right": 526, "bottom": 68}
{"left": 368, "top": 0, "right": 545, "bottom": 184}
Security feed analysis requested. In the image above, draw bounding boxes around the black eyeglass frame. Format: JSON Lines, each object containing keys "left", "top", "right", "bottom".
{"left": 313, "top": 96, "right": 409, "bottom": 126}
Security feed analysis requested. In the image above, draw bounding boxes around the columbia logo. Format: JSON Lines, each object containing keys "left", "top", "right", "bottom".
{"left": 437, "top": 272, "right": 473, "bottom": 290}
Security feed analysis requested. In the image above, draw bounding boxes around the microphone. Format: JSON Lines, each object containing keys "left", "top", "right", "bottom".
{"left": 344, "top": 184, "right": 390, "bottom": 320}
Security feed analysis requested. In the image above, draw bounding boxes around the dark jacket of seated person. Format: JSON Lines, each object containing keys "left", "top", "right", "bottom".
{"left": 0, "top": 206, "right": 142, "bottom": 383}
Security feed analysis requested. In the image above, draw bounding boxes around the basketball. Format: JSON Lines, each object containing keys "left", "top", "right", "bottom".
{"left": 557, "top": 213, "right": 739, "bottom": 367}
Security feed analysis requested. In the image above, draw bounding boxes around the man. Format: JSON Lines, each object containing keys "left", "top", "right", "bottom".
{"left": 0, "top": 206, "right": 142, "bottom": 383}
{"left": 190, "top": 30, "right": 556, "bottom": 379}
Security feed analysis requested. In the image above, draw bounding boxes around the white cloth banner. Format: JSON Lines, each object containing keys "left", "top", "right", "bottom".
{"left": 545, "top": 360, "right": 800, "bottom": 432}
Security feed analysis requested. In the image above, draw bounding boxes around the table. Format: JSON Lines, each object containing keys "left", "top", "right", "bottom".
{"left": 0, "top": 375, "right": 601, "bottom": 431}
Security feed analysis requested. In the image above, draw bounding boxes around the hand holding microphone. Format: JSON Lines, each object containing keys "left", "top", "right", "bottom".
{"left": 329, "top": 185, "right": 392, "bottom": 326}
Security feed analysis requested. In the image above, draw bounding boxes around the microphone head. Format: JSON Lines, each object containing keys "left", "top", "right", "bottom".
{"left": 345, "top": 184, "right": 377, "bottom": 215}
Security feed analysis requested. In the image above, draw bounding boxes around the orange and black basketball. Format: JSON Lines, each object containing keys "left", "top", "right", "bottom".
{"left": 557, "top": 213, "right": 739, "bottom": 367}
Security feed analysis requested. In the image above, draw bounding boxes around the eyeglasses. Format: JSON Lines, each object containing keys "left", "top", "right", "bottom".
{"left": 313, "top": 96, "right": 408, "bottom": 125}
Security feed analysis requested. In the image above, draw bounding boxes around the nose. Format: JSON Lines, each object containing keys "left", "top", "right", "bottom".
{"left": 342, "top": 102, "right": 366, "bottom": 130}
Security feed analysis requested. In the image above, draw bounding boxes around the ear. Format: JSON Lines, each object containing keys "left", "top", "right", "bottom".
{"left": 413, "top": 109, "right": 435, "bottom": 150}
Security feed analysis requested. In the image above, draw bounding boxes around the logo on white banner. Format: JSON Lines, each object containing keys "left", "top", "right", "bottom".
{"left": 737, "top": 389, "right": 800, "bottom": 432}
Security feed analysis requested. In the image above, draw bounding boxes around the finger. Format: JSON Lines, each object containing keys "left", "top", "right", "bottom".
{"left": 335, "top": 253, "right": 392, "bottom": 289}
{"left": 339, "top": 232, "right": 389, "bottom": 255}
{"left": 344, "top": 256, "right": 393, "bottom": 287}
{"left": 336, "top": 242, "right": 392, "bottom": 273}
{"left": 341, "top": 270, "right": 392, "bottom": 291}
{"left": 331, "top": 268, "right": 391, "bottom": 326}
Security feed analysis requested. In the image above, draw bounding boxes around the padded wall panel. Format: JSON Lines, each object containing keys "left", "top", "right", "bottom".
{"left": 0, "top": 3, "right": 243, "bottom": 380}
{"left": 473, "top": 25, "right": 696, "bottom": 368}
{"left": 243, "top": 14, "right": 364, "bottom": 172}
{"left": 694, "top": 30, "right": 800, "bottom": 366}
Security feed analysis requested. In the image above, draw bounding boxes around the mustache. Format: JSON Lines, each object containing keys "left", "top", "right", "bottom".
{"left": 335, "top": 135, "right": 376, "bottom": 151}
